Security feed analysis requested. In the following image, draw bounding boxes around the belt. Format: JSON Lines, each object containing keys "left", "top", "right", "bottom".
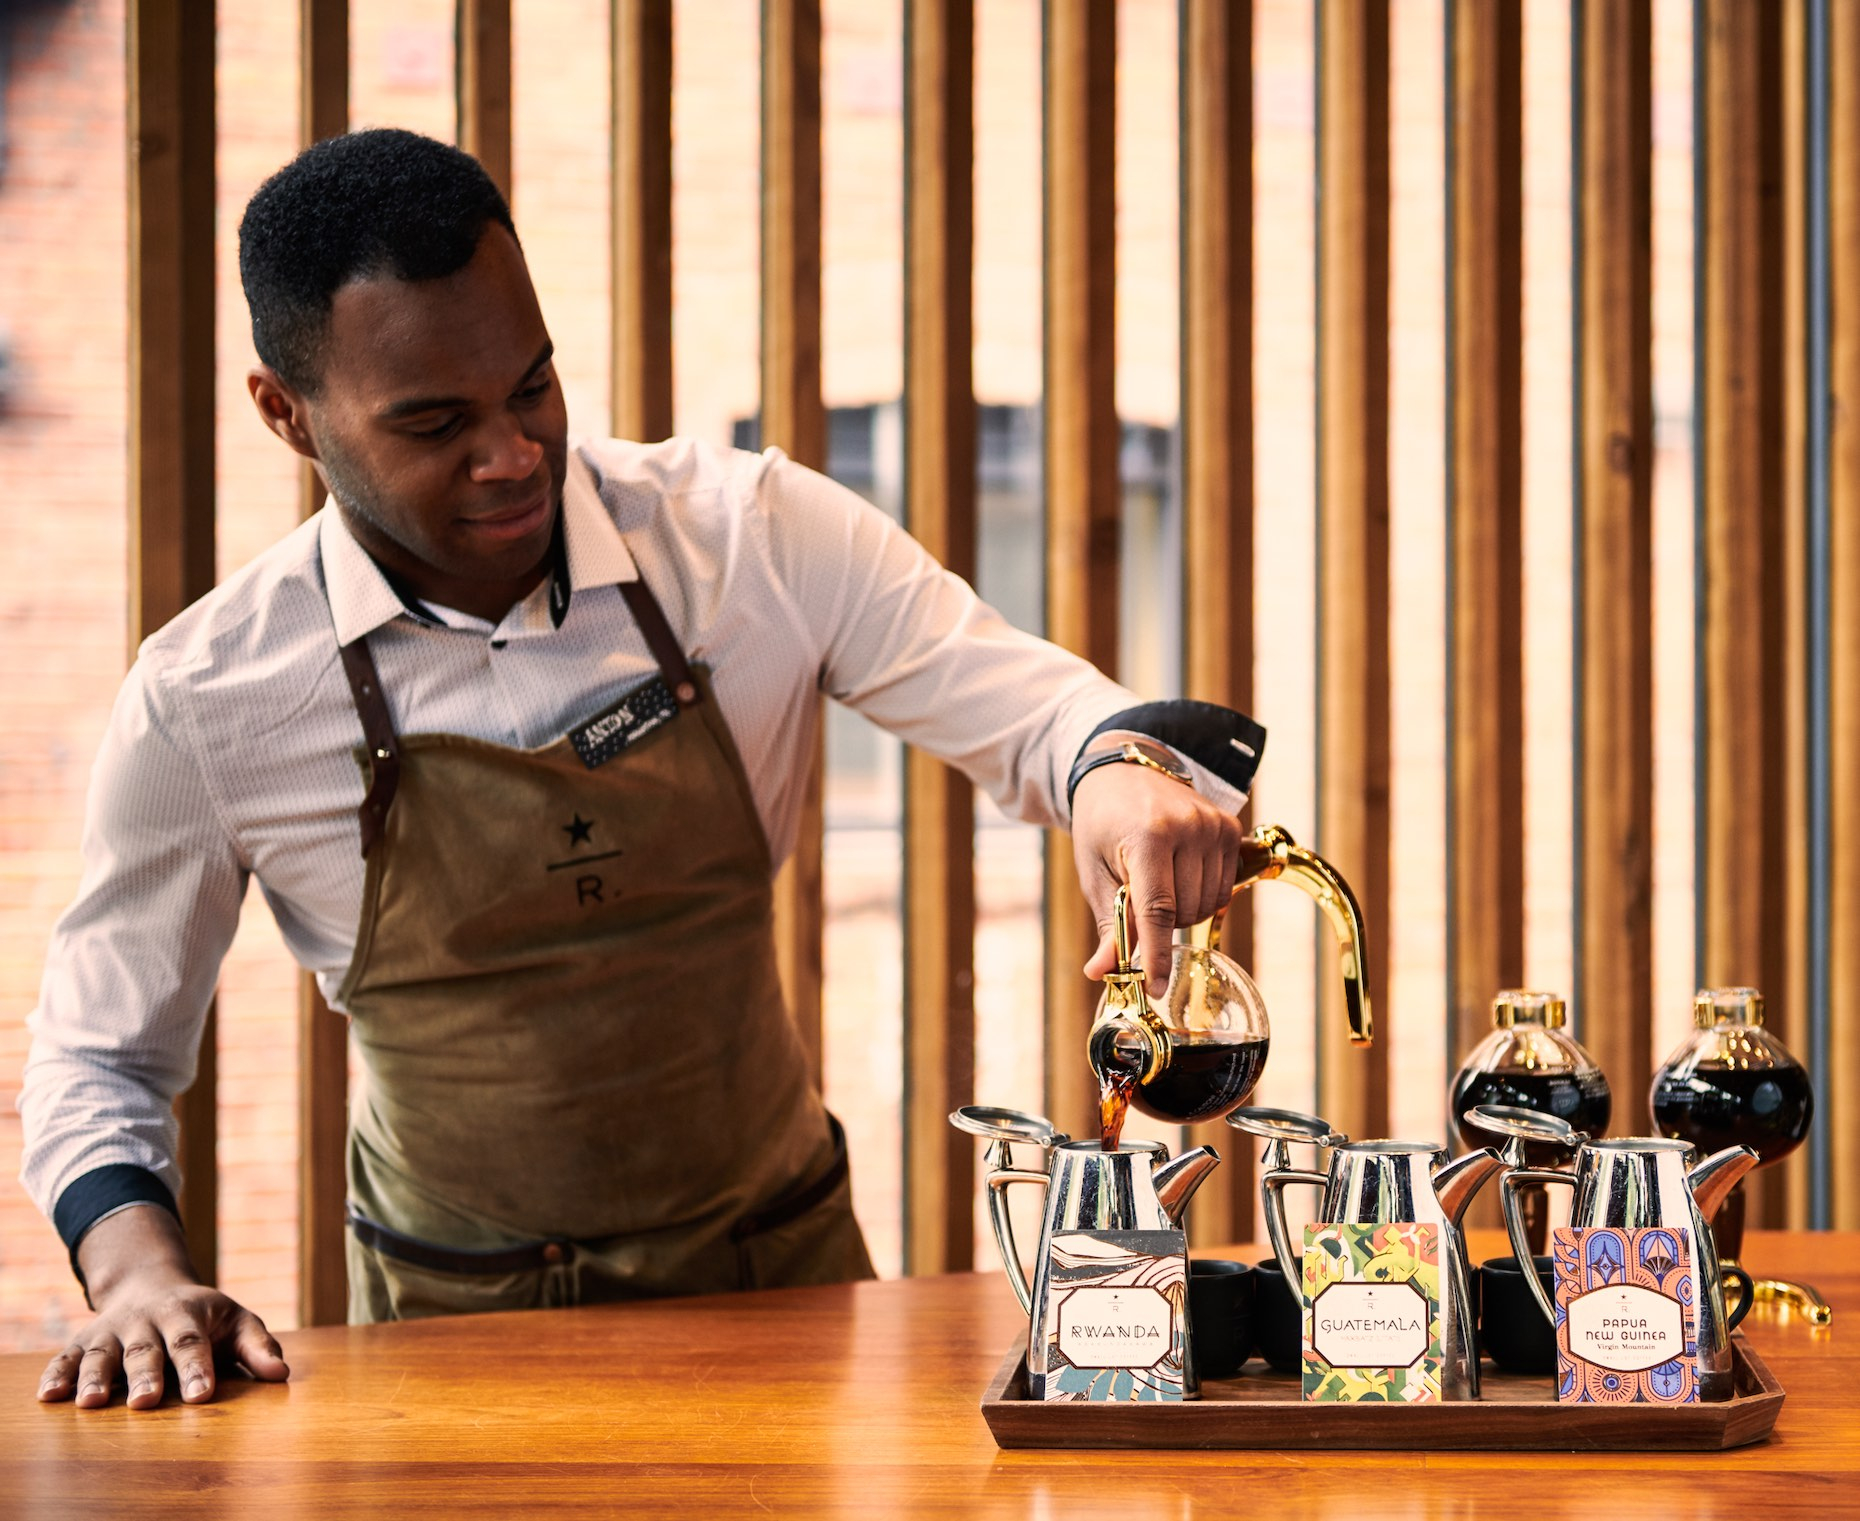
{"left": 348, "top": 1116, "right": 852, "bottom": 1277}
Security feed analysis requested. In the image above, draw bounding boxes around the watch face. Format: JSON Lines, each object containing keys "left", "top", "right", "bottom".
{"left": 1124, "top": 739, "right": 1192, "bottom": 784}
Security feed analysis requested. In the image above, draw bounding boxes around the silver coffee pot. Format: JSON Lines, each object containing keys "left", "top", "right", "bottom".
{"left": 1497, "top": 1128, "right": 1759, "bottom": 1400}
{"left": 1229, "top": 1106, "right": 1506, "bottom": 1400}
{"left": 950, "top": 1105, "right": 1219, "bottom": 1398}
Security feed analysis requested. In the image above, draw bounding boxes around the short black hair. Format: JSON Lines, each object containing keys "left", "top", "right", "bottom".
{"left": 238, "top": 128, "right": 518, "bottom": 392}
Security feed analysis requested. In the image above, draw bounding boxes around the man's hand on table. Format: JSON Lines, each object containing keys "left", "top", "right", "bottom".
{"left": 1070, "top": 760, "right": 1244, "bottom": 992}
{"left": 36, "top": 1203, "right": 289, "bottom": 1410}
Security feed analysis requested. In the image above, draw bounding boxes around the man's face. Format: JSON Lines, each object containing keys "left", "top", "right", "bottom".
{"left": 300, "top": 226, "right": 569, "bottom": 617}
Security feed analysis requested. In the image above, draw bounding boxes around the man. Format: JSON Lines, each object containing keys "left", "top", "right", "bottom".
{"left": 21, "top": 129, "right": 1264, "bottom": 1410}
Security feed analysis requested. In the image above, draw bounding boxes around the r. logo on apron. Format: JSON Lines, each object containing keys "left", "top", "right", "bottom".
{"left": 331, "top": 566, "right": 873, "bottom": 1322}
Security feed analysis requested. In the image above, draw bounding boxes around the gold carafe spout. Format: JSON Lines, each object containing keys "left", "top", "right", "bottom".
{"left": 1221, "top": 824, "right": 1374, "bottom": 1046}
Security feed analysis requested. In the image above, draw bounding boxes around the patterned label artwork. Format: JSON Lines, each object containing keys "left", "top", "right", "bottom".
{"left": 1038, "top": 1229, "right": 1187, "bottom": 1402}
{"left": 1552, "top": 1226, "right": 1698, "bottom": 1404}
{"left": 1301, "top": 1223, "right": 1443, "bottom": 1403}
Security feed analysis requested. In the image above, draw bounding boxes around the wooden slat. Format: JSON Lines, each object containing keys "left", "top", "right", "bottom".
{"left": 902, "top": 0, "right": 977, "bottom": 1276}
{"left": 1446, "top": 0, "right": 1524, "bottom": 1108}
{"left": 1700, "top": 2, "right": 1788, "bottom": 1141}
{"left": 1041, "top": 0, "right": 1118, "bottom": 1145}
{"left": 1776, "top": 0, "right": 1811, "bottom": 1231}
{"left": 129, "top": 0, "right": 218, "bottom": 1281}
{"left": 612, "top": 0, "right": 674, "bottom": 443}
{"left": 457, "top": 0, "right": 513, "bottom": 196}
{"left": 298, "top": 0, "right": 351, "bottom": 1328}
{"left": 761, "top": 0, "right": 827, "bottom": 1086}
{"left": 1315, "top": 0, "right": 1390, "bottom": 1140}
{"left": 1180, "top": 0, "right": 1255, "bottom": 1245}
{"left": 1829, "top": 0, "right": 1860, "bottom": 1229}
{"left": 1575, "top": 0, "right": 1653, "bottom": 1131}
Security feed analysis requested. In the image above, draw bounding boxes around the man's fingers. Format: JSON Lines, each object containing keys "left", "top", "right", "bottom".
{"left": 1083, "top": 926, "right": 1119, "bottom": 980}
{"left": 37, "top": 1342, "right": 84, "bottom": 1403}
{"left": 1194, "top": 841, "right": 1231, "bottom": 930}
{"left": 74, "top": 1337, "right": 123, "bottom": 1410}
{"left": 231, "top": 1309, "right": 290, "bottom": 1382}
{"left": 1120, "top": 853, "right": 1179, "bottom": 994}
{"left": 119, "top": 1322, "right": 169, "bottom": 1409}
{"left": 156, "top": 1306, "right": 217, "bottom": 1403}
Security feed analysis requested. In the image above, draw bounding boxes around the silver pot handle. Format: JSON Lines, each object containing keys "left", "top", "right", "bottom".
{"left": 983, "top": 1139, "right": 1050, "bottom": 1316}
{"left": 1262, "top": 1168, "right": 1329, "bottom": 1290}
{"left": 1502, "top": 1167, "right": 1576, "bottom": 1327}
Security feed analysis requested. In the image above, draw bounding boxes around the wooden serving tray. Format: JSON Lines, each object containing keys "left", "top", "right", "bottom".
{"left": 980, "top": 1335, "right": 1784, "bottom": 1451}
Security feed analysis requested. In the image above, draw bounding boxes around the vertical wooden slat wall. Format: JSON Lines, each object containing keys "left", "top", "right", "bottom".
{"left": 1828, "top": 0, "right": 1860, "bottom": 1228}
{"left": 1699, "top": 2, "right": 1789, "bottom": 1168}
{"left": 1778, "top": 0, "right": 1811, "bottom": 1230}
{"left": 1180, "top": 0, "right": 1255, "bottom": 1243}
{"left": 1315, "top": 0, "right": 1390, "bottom": 1140}
{"left": 1041, "top": 0, "right": 1119, "bottom": 1144}
{"left": 127, "top": 0, "right": 217, "bottom": 1279}
{"left": 761, "top": 0, "right": 828, "bottom": 1085}
{"left": 297, "top": 0, "right": 351, "bottom": 1328}
{"left": 457, "top": 0, "right": 513, "bottom": 196}
{"left": 612, "top": 0, "right": 675, "bottom": 444}
{"left": 1575, "top": 0, "right": 1653, "bottom": 1128}
{"left": 128, "top": 0, "right": 218, "bottom": 1281}
{"left": 1445, "top": 0, "right": 1524, "bottom": 1142}
{"left": 902, "top": 0, "right": 977, "bottom": 1275}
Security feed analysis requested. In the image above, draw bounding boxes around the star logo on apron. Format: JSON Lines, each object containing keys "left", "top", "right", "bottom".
{"left": 547, "top": 812, "right": 621, "bottom": 905}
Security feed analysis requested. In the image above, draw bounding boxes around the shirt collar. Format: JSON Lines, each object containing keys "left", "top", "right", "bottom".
{"left": 319, "top": 448, "right": 636, "bottom": 646}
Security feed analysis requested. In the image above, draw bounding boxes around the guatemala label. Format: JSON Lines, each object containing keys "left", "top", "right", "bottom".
{"left": 1553, "top": 1226, "right": 1698, "bottom": 1404}
{"left": 1039, "top": 1229, "right": 1187, "bottom": 1402}
{"left": 1301, "top": 1223, "right": 1443, "bottom": 1403}
{"left": 568, "top": 675, "right": 681, "bottom": 769}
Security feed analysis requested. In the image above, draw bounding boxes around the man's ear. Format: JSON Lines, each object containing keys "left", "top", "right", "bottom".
{"left": 247, "top": 366, "right": 322, "bottom": 461}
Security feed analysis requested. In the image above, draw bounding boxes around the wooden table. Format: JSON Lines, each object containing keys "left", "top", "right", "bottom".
{"left": 0, "top": 1230, "right": 1852, "bottom": 1518}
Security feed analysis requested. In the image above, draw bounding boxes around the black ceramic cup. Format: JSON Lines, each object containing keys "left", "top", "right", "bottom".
{"left": 1187, "top": 1259, "right": 1255, "bottom": 1378}
{"left": 1479, "top": 1254, "right": 1559, "bottom": 1375}
{"left": 1252, "top": 1256, "right": 1304, "bottom": 1376}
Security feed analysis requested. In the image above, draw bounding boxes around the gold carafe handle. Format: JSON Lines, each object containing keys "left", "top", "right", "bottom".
{"left": 1087, "top": 886, "right": 1170, "bottom": 1084}
{"left": 1213, "top": 824, "right": 1374, "bottom": 1046}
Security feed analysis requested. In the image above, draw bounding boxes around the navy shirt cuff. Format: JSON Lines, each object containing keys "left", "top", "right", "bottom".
{"left": 1073, "top": 701, "right": 1267, "bottom": 804}
{"left": 52, "top": 1164, "right": 181, "bottom": 1289}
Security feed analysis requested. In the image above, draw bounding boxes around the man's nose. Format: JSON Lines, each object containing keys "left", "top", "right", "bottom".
{"left": 470, "top": 416, "right": 545, "bottom": 483}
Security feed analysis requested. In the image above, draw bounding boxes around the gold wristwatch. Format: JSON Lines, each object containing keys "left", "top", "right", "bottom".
{"left": 1066, "top": 736, "right": 1195, "bottom": 806}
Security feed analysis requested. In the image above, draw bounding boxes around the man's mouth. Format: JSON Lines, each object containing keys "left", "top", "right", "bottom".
{"left": 460, "top": 488, "right": 552, "bottom": 543}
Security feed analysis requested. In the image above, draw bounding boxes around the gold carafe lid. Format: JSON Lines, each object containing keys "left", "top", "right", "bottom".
{"left": 1694, "top": 986, "right": 1764, "bottom": 1029}
{"left": 1492, "top": 990, "right": 1566, "bottom": 1029}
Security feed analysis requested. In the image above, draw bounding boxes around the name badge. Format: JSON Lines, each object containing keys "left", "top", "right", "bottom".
{"left": 1553, "top": 1226, "right": 1698, "bottom": 1404}
{"left": 1039, "top": 1229, "right": 1187, "bottom": 1402}
{"left": 1301, "top": 1223, "right": 1443, "bottom": 1403}
{"left": 569, "top": 675, "right": 682, "bottom": 769}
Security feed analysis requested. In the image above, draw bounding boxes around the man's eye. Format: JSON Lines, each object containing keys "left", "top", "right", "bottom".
{"left": 515, "top": 378, "right": 552, "bottom": 404}
{"left": 410, "top": 416, "right": 462, "bottom": 440}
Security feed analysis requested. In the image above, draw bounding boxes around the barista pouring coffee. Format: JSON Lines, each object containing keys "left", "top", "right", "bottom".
{"left": 20, "top": 130, "right": 1266, "bottom": 1411}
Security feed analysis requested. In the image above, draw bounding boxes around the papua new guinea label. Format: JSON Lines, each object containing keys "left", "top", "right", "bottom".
{"left": 1553, "top": 1226, "right": 1698, "bottom": 1403}
{"left": 1301, "top": 1223, "right": 1443, "bottom": 1403}
{"left": 1038, "top": 1229, "right": 1187, "bottom": 1402}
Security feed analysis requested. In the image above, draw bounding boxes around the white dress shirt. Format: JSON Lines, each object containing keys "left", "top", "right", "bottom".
{"left": 18, "top": 438, "right": 1243, "bottom": 1222}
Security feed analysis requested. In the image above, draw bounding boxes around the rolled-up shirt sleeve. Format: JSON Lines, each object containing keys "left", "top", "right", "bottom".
{"left": 750, "top": 448, "right": 1191, "bottom": 829}
{"left": 18, "top": 655, "right": 248, "bottom": 1232}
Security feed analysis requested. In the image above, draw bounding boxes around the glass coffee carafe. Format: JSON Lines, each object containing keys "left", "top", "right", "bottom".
{"left": 1449, "top": 990, "right": 1610, "bottom": 1250}
{"left": 1089, "top": 824, "right": 1373, "bottom": 1151}
{"left": 1650, "top": 988, "right": 1815, "bottom": 1266}
{"left": 1087, "top": 886, "right": 1272, "bottom": 1148}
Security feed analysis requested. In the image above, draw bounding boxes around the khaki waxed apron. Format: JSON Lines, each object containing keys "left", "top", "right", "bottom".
{"left": 330, "top": 568, "right": 872, "bottom": 1322}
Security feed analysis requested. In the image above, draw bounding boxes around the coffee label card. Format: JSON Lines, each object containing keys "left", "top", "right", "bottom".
{"left": 1301, "top": 1223, "right": 1443, "bottom": 1403}
{"left": 1552, "top": 1226, "right": 1698, "bottom": 1404}
{"left": 1038, "top": 1229, "right": 1188, "bottom": 1402}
